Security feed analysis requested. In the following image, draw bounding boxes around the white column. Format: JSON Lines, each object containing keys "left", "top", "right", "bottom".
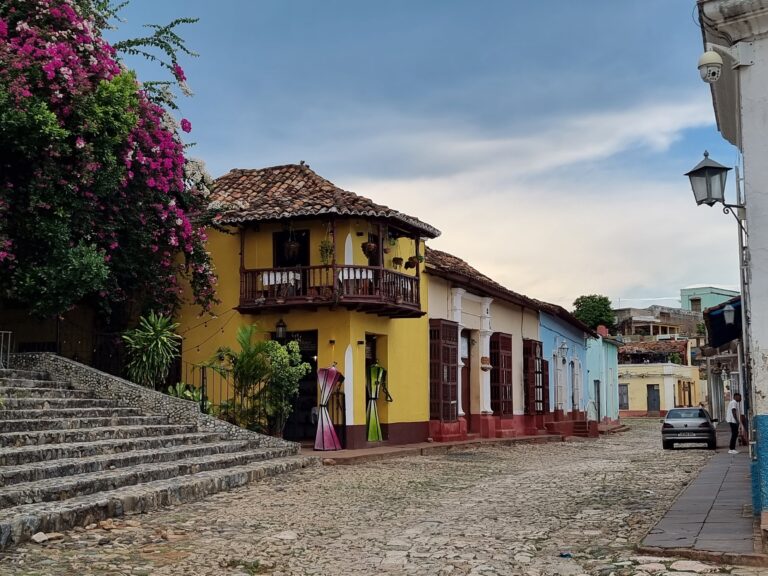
{"left": 344, "top": 344, "right": 354, "bottom": 425}
{"left": 479, "top": 297, "right": 494, "bottom": 413}
{"left": 741, "top": 41, "right": 768, "bottom": 417}
{"left": 451, "top": 288, "right": 465, "bottom": 416}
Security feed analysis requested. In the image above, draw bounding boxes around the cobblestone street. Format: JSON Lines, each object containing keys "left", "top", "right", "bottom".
{"left": 2, "top": 419, "right": 761, "bottom": 576}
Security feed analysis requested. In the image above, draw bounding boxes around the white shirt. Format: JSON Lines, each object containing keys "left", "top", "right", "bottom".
{"left": 726, "top": 399, "right": 740, "bottom": 424}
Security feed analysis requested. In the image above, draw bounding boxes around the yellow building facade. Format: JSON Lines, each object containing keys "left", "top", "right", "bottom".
{"left": 177, "top": 164, "right": 440, "bottom": 449}
{"left": 618, "top": 363, "right": 703, "bottom": 417}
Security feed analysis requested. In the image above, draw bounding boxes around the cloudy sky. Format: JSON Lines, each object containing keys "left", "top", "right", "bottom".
{"left": 110, "top": 0, "right": 742, "bottom": 309}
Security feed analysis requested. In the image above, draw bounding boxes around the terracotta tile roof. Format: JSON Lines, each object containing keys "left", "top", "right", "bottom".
{"left": 425, "top": 247, "right": 596, "bottom": 336}
{"left": 211, "top": 163, "right": 440, "bottom": 238}
{"left": 619, "top": 340, "right": 688, "bottom": 355}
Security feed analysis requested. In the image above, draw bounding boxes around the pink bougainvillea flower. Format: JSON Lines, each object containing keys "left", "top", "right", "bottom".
{"left": 172, "top": 63, "right": 186, "bottom": 82}
{"left": 180, "top": 118, "right": 192, "bottom": 133}
{"left": 75, "top": 137, "right": 85, "bottom": 149}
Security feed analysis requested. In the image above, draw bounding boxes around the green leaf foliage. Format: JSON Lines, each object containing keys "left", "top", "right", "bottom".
{"left": 572, "top": 294, "right": 615, "bottom": 331}
{"left": 207, "top": 325, "right": 311, "bottom": 436}
{"left": 122, "top": 312, "right": 181, "bottom": 388}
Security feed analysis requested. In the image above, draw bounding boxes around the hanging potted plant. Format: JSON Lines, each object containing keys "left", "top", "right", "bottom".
{"left": 283, "top": 227, "right": 300, "bottom": 262}
{"left": 392, "top": 257, "right": 404, "bottom": 269}
{"left": 319, "top": 239, "right": 334, "bottom": 265}
{"left": 361, "top": 240, "right": 377, "bottom": 258}
{"left": 404, "top": 254, "right": 423, "bottom": 269}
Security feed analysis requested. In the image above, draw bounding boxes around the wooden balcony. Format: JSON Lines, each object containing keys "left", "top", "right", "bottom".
{"left": 238, "top": 265, "right": 423, "bottom": 318}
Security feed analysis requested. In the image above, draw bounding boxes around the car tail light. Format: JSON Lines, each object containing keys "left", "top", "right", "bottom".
{"left": 662, "top": 423, "right": 673, "bottom": 429}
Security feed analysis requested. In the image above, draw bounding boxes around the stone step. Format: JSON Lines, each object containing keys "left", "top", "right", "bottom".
{"left": 0, "top": 455, "right": 317, "bottom": 549}
{"left": 0, "top": 369, "right": 48, "bottom": 381}
{"left": 0, "top": 415, "right": 169, "bottom": 433}
{"left": 0, "top": 445, "right": 299, "bottom": 509}
{"left": 0, "top": 386, "right": 90, "bottom": 399}
{"left": 0, "top": 378, "right": 73, "bottom": 390}
{"left": 0, "top": 440, "right": 260, "bottom": 486}
{"left": 0, "top": 397, "right": 120, "bottom": 410}
{"left": 0, "top": 433, "right": 224, "bottom": 466}
{"left": 0, "top": 407, "right": 144, "bottom": 421}
{"left": 0, "top": 424, "right": 198, "bottom": 448}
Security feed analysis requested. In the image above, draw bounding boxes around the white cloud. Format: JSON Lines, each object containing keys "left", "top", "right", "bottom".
{"left": 338, "top": 95, "right": 738, "bottom": 308}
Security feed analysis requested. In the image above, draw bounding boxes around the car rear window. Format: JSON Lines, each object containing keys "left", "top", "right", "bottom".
{"left": 667, "top": 409, "right": 707, "bottom": 419}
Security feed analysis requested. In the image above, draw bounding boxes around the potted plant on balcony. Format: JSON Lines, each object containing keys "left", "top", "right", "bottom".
{"left": 319, "top": 239, "right": 334, "bottom": 265}
{"left": 283, "top": 229, "right": 300, "bottom": 263}
{"left": 361, "top": 240, "right": 377, "bottom": 258}
{"left": 391, "top": 257, "right": 404, "bottom": 269}
{"left": 404, "top": 254, "right": 424, "bottom": 269}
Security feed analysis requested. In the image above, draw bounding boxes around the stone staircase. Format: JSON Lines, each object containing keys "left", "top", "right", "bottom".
{"left": 0, "top": 366, "right": 315, "bottom": 549}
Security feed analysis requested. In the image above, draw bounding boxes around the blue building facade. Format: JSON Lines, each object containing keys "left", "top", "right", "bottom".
{"left": 680, "top": 285, "right": 739, "bottom": 312}
{"left": 586, "top": 333, "right": 621, "bottom": 423}
{"left": 539, "top": 312, "right": 590, "bottom": 416}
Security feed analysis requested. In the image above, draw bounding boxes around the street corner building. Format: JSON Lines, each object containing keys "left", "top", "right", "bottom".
{"left": 176, "top": 163, "right": 440, "bottom": 449}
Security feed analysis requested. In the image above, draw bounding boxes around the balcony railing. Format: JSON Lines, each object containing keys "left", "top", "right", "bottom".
{"left": 239, "top": 265, "right": 422, "bottom": 316}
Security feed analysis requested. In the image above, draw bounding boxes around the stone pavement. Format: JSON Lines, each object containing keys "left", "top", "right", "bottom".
{"left": 640, "top": 424, "right": 762, "bottom": 564}
{"left": 4, "top": 418, "right": 766, "bottom": 575}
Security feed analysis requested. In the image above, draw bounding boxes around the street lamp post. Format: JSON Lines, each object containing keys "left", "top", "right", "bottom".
{"left": 686, "top": 150, "right": 751, "bottom": 444}
{"left": 685, "top": 150, "right": 732, "bottom": 206}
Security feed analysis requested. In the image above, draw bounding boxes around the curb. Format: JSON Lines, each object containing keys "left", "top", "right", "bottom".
{"left": 636, "top": 545, "right": 768, "bottom": 568}
{"left": 600, "top": 425, "right": 630, "bottom": 435}
{"left": 317, "top": 434, "right": 564, "bottom": 466}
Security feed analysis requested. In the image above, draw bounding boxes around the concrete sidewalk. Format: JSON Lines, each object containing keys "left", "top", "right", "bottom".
{"left": 639, "top": 424, "right": 764, "bottom": 566}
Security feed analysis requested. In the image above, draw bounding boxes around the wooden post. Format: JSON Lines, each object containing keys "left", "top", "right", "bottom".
{"left": 239, "top": 227, "right": 245, "bottom": 272}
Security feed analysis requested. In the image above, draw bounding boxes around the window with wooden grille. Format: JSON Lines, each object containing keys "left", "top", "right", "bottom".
{"left": 523, "top": 339, "right": 549, "bottom": 415}
{"left": 490, "top": 332, "right": 513, "bottom": 416}
{"left": 429, "top": 319, "right": 458, "bottom": 421}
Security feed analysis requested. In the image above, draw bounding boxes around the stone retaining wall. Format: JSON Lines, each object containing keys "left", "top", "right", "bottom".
{"left": 10, "top": 353, "right": 297, "bottom": 451}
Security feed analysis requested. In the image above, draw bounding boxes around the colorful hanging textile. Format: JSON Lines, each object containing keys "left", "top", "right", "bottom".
{"left": 367, "top": 363, "right": 386, "bottom": 442}
{"left": 314, "top": 365, "right": 344, "bottom": 451}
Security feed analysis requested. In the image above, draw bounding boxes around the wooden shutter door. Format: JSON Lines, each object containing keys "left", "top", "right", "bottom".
{"left": 541, "top": 358, "right": 550, "bottom": 413}
{"left": 429, "top": 319, "right": 458, "bottom": 422}
{"left": 523, "top": 339, "right": 536, "bottom": 415}
{"left": 490, "top": 333, "right": 513, "bottom": 416}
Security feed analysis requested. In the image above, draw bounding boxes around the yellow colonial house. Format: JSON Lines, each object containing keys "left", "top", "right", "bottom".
{"left": 177, "top": 163, "right": 440, "bottom": 449}
{"left": 617, "top": 339, "right": 703, "bottom": 417}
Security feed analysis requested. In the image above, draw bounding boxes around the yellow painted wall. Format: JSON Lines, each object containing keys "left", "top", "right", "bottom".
{"left": 618, "top": 364, "right": 700, "bottom": 412}
{"left": 176, "top": 223, "right": 431, "bottom": 429}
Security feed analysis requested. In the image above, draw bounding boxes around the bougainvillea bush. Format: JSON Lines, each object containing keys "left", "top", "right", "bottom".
{"left": 0, "top": 0, "right": 217, "bottom": 319}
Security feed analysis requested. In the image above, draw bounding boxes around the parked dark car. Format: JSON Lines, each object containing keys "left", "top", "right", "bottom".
{"left": 661, "top": 408, "right": 717, "bottom": 450}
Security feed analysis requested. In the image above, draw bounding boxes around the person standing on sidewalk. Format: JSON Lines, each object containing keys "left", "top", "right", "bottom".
{"left": 727, "top": 392, "right": 743, "bottom": 454}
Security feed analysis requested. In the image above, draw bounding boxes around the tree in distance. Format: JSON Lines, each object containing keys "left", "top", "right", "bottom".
{"left": 572, "top": 294, "right": 615, "bottom": 331}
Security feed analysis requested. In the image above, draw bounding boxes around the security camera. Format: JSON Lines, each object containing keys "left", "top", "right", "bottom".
{"left": 698, "top": 50, "right": 723, "bottom": 83}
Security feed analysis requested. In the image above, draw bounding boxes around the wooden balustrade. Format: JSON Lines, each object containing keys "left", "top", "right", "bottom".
{"left": 239, "top": 265, "right": 421, "bottom": 317}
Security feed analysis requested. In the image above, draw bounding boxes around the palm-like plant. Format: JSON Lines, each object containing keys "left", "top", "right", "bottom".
{"left": 208, "top": 325, "right": 310, "bottom": 436}
{"left": 122, "top": 312, "right": 181, "bottom": 388}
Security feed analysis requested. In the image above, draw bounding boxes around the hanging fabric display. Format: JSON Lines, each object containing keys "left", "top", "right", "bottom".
{"left": 367, "top": 363, "right": 386, "bottom": 442}
{"left": 314, "top": 364, "right": 344, "bottom": 451}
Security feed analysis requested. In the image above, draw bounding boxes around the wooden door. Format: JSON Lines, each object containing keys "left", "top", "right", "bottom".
{"left": 461, "top": 330, "right": 471, "bottom": 430}
{"left": 647, "top": 384, "right": 660, "bottom": 414}
{"left": 490, "top": 333, "right": 513, "bottom": 416}
{"left": 282, "top": 330, "right": 319, "bottom": 442}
